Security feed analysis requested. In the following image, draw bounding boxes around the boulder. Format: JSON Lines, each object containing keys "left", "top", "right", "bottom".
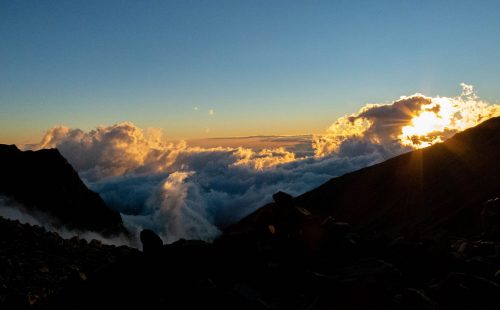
{"left": 434, "top": 272, "right": 500, "bottom": 309}
{"left": 140, "top": 229, "right": 163, "bottom": 254}
{"left": 482, "top": 198, "right": 500, "bottom": 236}
{"left": 272, "top": 191, "right": 293, "bottom": 208}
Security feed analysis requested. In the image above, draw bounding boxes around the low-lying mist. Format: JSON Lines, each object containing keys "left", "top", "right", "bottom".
{"left": 0, "top": 195, "right": 132, "bottom": 247}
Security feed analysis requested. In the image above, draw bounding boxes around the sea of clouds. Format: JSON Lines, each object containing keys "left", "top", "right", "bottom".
{"left": 17, "top": 84, "right": 500, "bottom": 244}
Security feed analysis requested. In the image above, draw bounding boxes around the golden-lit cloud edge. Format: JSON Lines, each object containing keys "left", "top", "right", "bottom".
{"left": 314, "top": 83, "right": 500, "bottom": 156}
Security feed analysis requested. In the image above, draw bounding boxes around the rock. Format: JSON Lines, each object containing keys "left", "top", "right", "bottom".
{"left": 301, "top": 216, "right": 323, "bottom": 255}
{"left": 232, "top": 282, "right": 272, "bottom": 309}
{"left": 322, "top": 218, "right": 351, "bottom": 237}
{"left": 453, "top": 239, "right": 496, "bottom": 258}
{"left": 89, "top": 239, "right": 102, "bottom": 248}
{"left": 272, "top": 191, "right": 293, "bottom": 208}
{"left": 434, "top": 272, "right": 500, "bottom": 309}
{"left": 312, "top": 259, "right": 403, "bottom": 309}
{"left": 0, "top": 216, "right": 138, "bottom": 309}
{"left": 140, "top": 229, "right": 163, "bottom": 254}
{"left": 482, "top": 198, "right": 500, "bottom": 236}
{"left": 455, "top": 240, "right": 468, "bottom": 255}
{"left": 69, "top": 236, "right": 80, "bottom": 245}
{"left": 494, "top": 269, "right": 500, "bottom": 283}
{"left": 392, "top": 288, "right": 438, "bottom": 310}
{"left": 295, "top": 206, "right": 311, "bottom": 216}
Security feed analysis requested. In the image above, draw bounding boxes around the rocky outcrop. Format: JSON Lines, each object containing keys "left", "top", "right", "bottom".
{"left": 140, "top": 229, "right": 163, "bottom": 254}
{"left": 0, "top": 144, "right": 125, "bottom": 235}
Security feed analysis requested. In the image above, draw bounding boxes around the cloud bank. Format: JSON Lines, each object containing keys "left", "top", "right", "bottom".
{"left": 314, "top": 83, "right": 500, "bottom": 156}
{"left": 26, "top": 84, "right": 500, "bottom": 243}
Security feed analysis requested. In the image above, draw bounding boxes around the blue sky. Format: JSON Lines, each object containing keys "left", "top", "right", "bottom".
{"left": 1, "top": 0, "right": 500, "bottom": 143}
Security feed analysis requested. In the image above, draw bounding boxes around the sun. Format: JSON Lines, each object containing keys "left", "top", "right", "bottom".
{"left": 399, "top": 101, "right": 455, "bottom": 148}
{"left": 403, "top": 111, "right": 443, "bottom": 135}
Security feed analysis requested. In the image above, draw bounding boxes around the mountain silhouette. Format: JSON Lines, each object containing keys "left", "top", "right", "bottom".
{"left": 0, "top": 145, "right": 125, "bottom": 235}
{"left": 294, "top": 116, "right": 500, "bottom": 237}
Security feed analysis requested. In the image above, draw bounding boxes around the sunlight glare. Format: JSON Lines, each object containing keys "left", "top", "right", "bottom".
{"left": 399, "top": 102, "right": 453, "bottom": 149}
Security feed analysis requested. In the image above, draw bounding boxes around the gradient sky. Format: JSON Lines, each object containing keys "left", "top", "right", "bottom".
{"left": 1, "top": 0, "right": 500, "bottom": 144}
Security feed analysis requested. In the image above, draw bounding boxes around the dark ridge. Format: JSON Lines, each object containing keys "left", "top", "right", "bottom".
{"left": 0, "top": 144, "right": 125, "bottom": 235}
{"left": 292, "top": 116, "right": 500, "bottom": 238}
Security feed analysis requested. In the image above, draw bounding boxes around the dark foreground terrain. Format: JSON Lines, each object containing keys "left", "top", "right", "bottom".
{"left": 1, "top": 197, "right": 499, "bottom": 309}
{"left": 1, "top": 117, "right": 500, "bottom": 309}
{"left": 0, "top": 217, "right": 137, "bottom": 308}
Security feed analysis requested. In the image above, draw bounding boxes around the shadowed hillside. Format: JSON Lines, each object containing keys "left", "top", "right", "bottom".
{"left": 0, "top": 145, "right": 125, "bottom": 235}
{"left": 294, "top": 116, "right": 500, "bottom": 238}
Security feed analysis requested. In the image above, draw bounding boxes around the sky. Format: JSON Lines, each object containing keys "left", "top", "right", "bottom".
{"left": 1, "top": 0, "right": 500, "bottom": 144}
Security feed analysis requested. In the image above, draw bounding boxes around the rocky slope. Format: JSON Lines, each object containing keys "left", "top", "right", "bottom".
{"left": 0, "top": 145, "right": 124, "bottom": 235}
{"left": 2, "top": 199, "right": 499, "bottom": 309}
{"left": 47, "top": 197, "right": 500, "bottom": 310}
{"left": 0, "top": 217, "right": 137, "bottom": 309}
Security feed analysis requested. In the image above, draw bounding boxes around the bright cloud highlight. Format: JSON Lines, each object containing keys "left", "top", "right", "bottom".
{"left": 314, "top": 83, "right": 500, "bottom": 155}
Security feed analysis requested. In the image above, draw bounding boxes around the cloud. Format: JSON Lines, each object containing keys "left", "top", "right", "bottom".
{"left": 232, "top": 147, "right": 296, "bottom": 170}
{"left": 25, "top": 84, "right": 500, "bottom": 244}
{"left": 187, "top": 135, "right": 315, "bottom": 158}
{"left": 146, "top": 171, "right": 220, "bottom": 243}
{"left": 28, "top": 124, "right": 366, "bottom": 242}
{"left": 313, "top": 83, "right": 500, "bottom": 156}
{"left": 34, "top": 122, "right": 184, "bottom": 182}
{"left": 312, "top": 95, "right": 430, "bottom": 157}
